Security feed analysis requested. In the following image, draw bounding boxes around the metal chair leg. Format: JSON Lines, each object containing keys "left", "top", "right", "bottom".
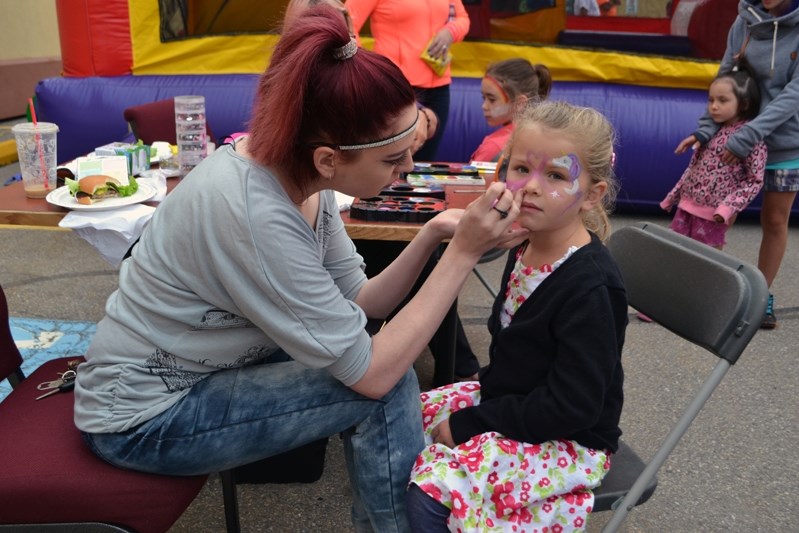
{"left": 472, "top": 267, "right": 497, "bottom": 299}
{"left": 220, "top": 469, "right": 240, "bottom": 533}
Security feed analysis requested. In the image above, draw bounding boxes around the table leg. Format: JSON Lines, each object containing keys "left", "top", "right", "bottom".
{"left": 432, "top": 298, "right": 457, "bottom": 387}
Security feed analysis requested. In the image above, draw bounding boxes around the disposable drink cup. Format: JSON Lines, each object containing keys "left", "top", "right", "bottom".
{"left": 12, "top": 122, "right": 59, "bottom": 198}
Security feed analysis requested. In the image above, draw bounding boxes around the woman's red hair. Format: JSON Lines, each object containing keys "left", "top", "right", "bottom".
{"left": 247, "top": 5, "right": 416, "bottom": 192}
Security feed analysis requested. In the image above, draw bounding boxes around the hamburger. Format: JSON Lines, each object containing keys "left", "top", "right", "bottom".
{"left": 65, "top": 174, "right": 138, "bottom": 205}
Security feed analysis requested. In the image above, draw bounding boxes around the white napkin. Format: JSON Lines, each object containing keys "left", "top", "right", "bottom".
{"left": 335, "top": 191, "right": 355, "bottom": 212}
{"left": 59, "top": 204, "right": 156, "bottom": 267}
{"left": 136, "top": 171, "right": 169, "bottom": 201}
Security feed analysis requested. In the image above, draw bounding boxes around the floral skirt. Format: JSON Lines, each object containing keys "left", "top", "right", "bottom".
{"left": 409, "top": 382, "right": 611, "bottom": 532}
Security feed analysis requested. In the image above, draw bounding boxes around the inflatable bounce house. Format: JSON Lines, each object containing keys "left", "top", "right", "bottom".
{"left": 38, "top": 0, "right": 763, "bottom": 215}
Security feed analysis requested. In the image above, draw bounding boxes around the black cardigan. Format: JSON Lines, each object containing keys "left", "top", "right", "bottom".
{"left": 450, "top": 234, "right": 627, "bottom": 453}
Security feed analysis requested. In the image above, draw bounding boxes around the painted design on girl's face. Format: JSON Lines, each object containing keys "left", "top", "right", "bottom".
{"left": 551, "top": 154, "right": 582, "bottom": 195}
{"left": 506, "top": 151, "right": 583, "bottom": 194}
{"left": 505, "top": 149, "right": 585, "bottom": 216}
{"left": 480, "top": 76, "right": 513, "bottom": 126}
{"left": 485, "top": 103, "right": 512, "bottom": 120}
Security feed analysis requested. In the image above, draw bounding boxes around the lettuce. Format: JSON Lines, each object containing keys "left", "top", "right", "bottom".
{"left": 65, "top": 177, "right": 80, "bottom": 197}
{"left": 108, "top": 175, "right": 139, "bottom": 197}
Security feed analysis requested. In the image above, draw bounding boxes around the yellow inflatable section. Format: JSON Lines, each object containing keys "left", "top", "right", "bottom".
{"left": 129, "top": 0, "right": 717, "bottom": 90}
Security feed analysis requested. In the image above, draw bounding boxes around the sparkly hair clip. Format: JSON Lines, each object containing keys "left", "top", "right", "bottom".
{"left": 333, "top": 38, "right": 357, "bottom": 61}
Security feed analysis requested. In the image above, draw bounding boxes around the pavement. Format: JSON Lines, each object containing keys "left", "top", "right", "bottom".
{"left": 2, "top": 119, "right": 798, "bottom": 531}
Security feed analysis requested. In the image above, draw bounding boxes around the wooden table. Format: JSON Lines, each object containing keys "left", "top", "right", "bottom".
{"left": 1, "top": 179, "right": 480, "bottom": 235}
{"left": 0, "top": 178, "right": 485, "bottom": 385}
{"left": 0, "top": 179, "right": 182, "bottom": 227}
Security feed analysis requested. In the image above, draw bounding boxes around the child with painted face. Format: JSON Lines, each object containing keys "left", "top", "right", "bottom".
{"left": 407, "top": 101, "right": 627, "bottom": 533}
{"left": 663, "top": 62, "right": 766, "bottom": 250}
{"left": 470, "top": 58, "right": 552, "bottom": 163}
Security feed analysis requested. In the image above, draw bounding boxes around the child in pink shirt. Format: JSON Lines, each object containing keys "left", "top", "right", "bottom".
{"left": 663, "top": 62, "right": 766, "bottom": 250}
{"left": 471, "top": 58, "right": 552, "bottom": 163}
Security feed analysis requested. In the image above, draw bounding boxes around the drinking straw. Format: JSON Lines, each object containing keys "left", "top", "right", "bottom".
{"left": 28, "top": 97, "right": 50, "bottom": 190}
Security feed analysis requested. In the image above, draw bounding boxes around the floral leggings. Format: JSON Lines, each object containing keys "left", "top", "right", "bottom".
{"left": 409, "top": 382, "right": 611, "bottom": 532}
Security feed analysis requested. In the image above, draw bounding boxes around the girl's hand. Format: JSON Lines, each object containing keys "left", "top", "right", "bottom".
{"left": 412, "top": 107, "right": 438, "bottom": 154}
{"left": 720, "top": 148, "right": 741, "bottom": 165}
{"left": 427, "top": 28, "right": 454, "bottom": 60}
{"left": 431, "top": 419, "right": 455, "bottom": 448}
{"left": 675, "top": 134, "right": 699, "bottom": 154}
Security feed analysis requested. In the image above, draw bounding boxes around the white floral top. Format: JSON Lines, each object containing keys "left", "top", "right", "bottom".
{"left": 499, "top": 245, "right": 579, "bottom": 328}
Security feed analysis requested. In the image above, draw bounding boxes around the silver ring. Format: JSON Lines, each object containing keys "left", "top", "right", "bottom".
{"left": 492, "top": 206, "right": 509, "bottom": 219}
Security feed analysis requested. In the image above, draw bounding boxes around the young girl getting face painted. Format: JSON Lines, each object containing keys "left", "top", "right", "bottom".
{"left": 406, "top": 101, "right": 625, "bottom": 533}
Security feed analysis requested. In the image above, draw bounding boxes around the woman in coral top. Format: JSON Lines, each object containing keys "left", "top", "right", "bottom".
{"left": 346, "top": 0, "right": 470, "bottom": 161}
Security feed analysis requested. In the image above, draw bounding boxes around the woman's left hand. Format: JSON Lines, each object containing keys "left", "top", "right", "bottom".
{"left": 427, "top": 208, "right": 464, "bottom": 240}
{"left": 431, "top": 419, "right": 455, "bottom": 448}
{"left": 427, "top": 28, "right": 454, "bottom": 60}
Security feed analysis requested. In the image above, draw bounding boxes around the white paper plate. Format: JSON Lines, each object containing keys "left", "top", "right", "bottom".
{"left": 45, "top": 182, "right": 157, "bottom": 211}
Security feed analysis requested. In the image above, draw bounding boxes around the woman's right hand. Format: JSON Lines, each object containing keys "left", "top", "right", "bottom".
{"left": 427, "top": 28, "right": 454, "bottom": 60}
{"left": 449, "top": 182, "right": 528, "bottom": 260}
{"left": 675, "top": 134, "right": 699, "bottom": 154}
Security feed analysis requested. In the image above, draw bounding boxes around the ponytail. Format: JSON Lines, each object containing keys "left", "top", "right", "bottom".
{"left": 248, "top": 5, "right": 415, "bottom": 193}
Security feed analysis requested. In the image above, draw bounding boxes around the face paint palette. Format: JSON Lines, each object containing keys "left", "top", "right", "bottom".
{"left": 409, "top": 163, "right": 480, "bottom": 176}
{"left": 404, "top": 162, "right": 485, "bottom": 187}
{"left": 405, "top": 173, "right": 486, "bottom": 187}
{"left": 349, "top": 195, "right": 446, "bottom": 223}
{"left": 380, "top": 181, "right": 445, "bottom": 199}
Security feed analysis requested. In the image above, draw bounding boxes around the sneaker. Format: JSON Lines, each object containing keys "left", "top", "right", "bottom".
{"left": 761, "top": 294, "right": 777, "bottom": 330}
{"left": 636, "top": 312, "right": 653, "bottom": 323}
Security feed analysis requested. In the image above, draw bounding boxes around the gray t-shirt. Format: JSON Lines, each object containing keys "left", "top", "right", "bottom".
{"left": 74, "top": 145, "right": 372, "bottom": 433}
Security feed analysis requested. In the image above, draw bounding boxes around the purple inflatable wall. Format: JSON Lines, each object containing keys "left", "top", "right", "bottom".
{"left": 442, "top": 78, "right": 712, "bottom": 215}
{"left": 37, "top": 74, "right": 774, "bottom": 216}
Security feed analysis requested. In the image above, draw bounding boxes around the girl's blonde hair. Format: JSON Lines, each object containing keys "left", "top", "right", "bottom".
{"left": 506, "top": 100, "right": 619, "bottom": 241}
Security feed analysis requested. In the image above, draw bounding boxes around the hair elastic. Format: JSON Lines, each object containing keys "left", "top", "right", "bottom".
{"left": 333, "top": 38, "right": 358, "bottom": 60}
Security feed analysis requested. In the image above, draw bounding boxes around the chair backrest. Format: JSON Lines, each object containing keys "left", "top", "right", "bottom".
{"left": 608, "top": 222, "right": 767, "bottom": 365}
{"left": 123, "top": 98, "right": 216, "bottom": 145}
{"left": 597, "top": 222, "right": 767, "bottom": 532}
{"left": 0, "top": 283, "right": 24, "bottom": 384}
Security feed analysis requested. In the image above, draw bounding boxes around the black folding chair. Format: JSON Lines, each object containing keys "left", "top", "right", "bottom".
{"left": 592, "top": 221, "right": 768, "bottom": 532}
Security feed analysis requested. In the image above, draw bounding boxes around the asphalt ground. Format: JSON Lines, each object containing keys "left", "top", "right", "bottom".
{"left": 1, "top": 124, "right": 798, "bottom": 531}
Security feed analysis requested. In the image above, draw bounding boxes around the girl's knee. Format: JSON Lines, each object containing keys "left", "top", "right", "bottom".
{"left": 760, "top": 214, "right": 789, "bottom": 234}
